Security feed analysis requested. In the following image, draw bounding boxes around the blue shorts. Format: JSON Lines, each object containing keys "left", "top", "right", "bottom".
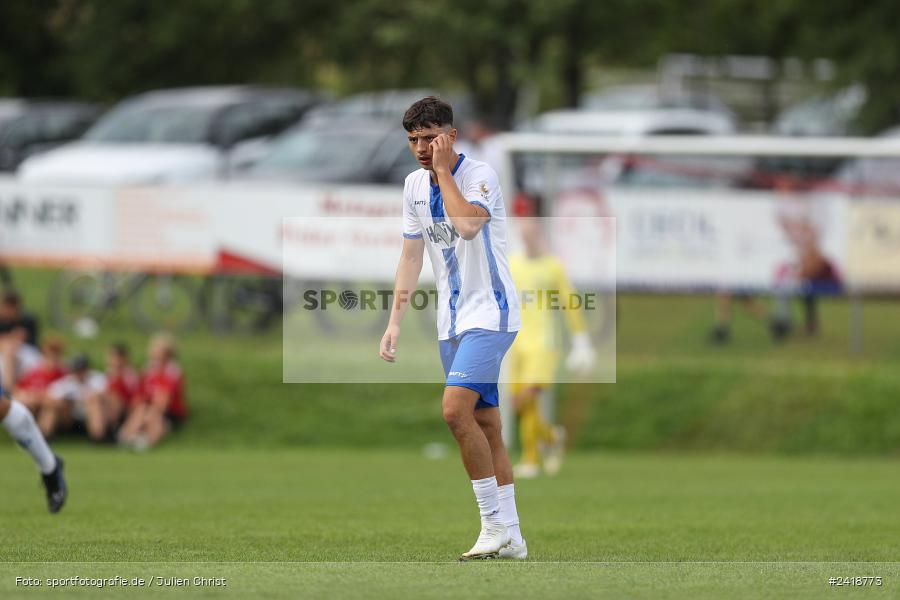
{"left": 439, "top": 328, "right": 517, "bottom": 410}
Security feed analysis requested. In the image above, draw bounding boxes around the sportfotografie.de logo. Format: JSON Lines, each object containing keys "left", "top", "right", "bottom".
{"left": 300, "top": 288, "right": 598, "bottom": 312}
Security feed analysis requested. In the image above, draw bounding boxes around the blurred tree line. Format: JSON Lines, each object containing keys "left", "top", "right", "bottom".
{"left": 1, "top": 0, "right": 898, "bottom": 131}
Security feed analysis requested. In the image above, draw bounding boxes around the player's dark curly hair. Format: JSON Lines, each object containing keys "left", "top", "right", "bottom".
{"left": 402, "top": 96, "right": 454, "bottom": 131}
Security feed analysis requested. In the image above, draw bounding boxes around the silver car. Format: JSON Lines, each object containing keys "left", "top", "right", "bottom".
{"left": 18, "top": 86, "right": 324, "bottom": 185}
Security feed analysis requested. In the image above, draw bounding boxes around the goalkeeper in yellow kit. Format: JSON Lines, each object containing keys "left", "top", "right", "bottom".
{"left": 508, "top": 218, "right": 595, "bottom": 478}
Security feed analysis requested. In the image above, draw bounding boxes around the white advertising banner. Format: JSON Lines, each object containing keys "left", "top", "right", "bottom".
{"left": 281, "top": 215, "right": 434, "bottom": 282}
{"left": 0, "top": 180, "right": 114, "bottom": 266}
{"left": 213, "top": 183, "right": 408, "bottom": 279}
{"left": 0, "top": 180, "right": 216, "bottom": 272}
{"left": 541, "top": 186, "right": 846, "bottom": 292}
{"left": 0, "top": 177, "right": 879, "bottom": 293}
{"left": 112, "top": 186, "right": 217, "bottom": 272}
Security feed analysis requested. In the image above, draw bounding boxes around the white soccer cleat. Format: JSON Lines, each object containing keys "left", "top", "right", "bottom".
{"left": 498, "top": 538, "right": 528, "bottom": 560}
{"left": 459, "top": 518, "right": 510, "bottom": 561}
{"left": 543, "top": 425, "right": 567, "bottom": 476}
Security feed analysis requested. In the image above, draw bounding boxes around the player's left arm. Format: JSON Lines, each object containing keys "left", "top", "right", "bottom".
{"left": 431, "top": 134, "right": 488, "bottom": 240}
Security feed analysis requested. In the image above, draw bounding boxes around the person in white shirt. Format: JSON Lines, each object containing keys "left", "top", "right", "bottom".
{"left": 379, "top": 97, "right": 526, "bottom": 560}
{"left": 44, "top": 354, "right": 107, "bottom": 441}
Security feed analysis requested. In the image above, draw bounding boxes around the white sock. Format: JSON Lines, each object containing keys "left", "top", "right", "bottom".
{"left": 2, "top": 400, "right": 57, "bottom": 475}
{"left": 471, "top": 476, "right": 500, "bottom": 520}
{"left": 498, "top": 483, "right": 524, "bottom": 544}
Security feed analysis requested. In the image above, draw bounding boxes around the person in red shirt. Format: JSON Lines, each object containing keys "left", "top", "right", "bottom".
{"left": 15, "top": 336, "right": 68, "bottom": 414}
{"left": 117, "top": 333, "right": 187, "bottom": 451}
{"left": 77, "top": 342, "right": 142, "bottom": 442}
{"left": 103, "top": 343, "right": 141, "bottom": 418}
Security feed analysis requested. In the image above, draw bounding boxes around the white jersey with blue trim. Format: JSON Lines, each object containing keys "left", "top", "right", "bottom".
{"left": 402, "top": 154, "right": 520, "bottom": 341}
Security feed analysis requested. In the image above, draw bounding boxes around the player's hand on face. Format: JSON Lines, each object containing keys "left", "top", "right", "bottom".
{"left": 379, "top": 324, "right": 399, "bottom": 362}
{"left": 430, "top": 133, "right": 453, "bottom": 173}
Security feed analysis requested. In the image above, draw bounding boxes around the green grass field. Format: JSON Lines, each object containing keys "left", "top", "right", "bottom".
{"left": 2, "top": 448, "right": 899, "bottom": 598}
{"left": 2, "top": 268, "right": 900, "bottom": 598}
{"left": 7, "top": 268, "right": 900, "bottom": 453}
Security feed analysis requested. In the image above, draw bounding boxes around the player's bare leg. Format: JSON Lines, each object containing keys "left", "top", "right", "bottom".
{"left": 84, "top": 391, "right": 109, "bottom": 441}
{"left": 476, "top": 406, "right": 527, "bottom": 560}
{"left": 16, "top": 389, "right": 42, "bottom": 413}
{"left": 38, "top": 396, "right": 68, "bottom": 438}
{"left": 105, "top": 395, "right": 124, "bottom": 427}
{"left": 443, "top": 386, "right": 509, "bottom": 560}
{"left": 117, "top": 404, "right": 147, "bottom": 448}
{"left": 0, "top": 342, "right": 18, "bottom": 388}
{"left": 474, "top": 407, "right": 511, "bottom": 485}
{"left": 711, "top": 292, "right": 732, "bottom": 343}
{"left": 141, "top": 411, "right": 170, "bottom": 449}
{"left": 443, "top": 386, "right": 494, "bottom": 479}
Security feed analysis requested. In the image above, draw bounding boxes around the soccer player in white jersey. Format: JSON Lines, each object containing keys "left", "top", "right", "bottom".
{"left": 1, "top": 378, "right": 67, "bottom": 513}
{"left": 380, "top": 97, "right": 526, "bottom": 560}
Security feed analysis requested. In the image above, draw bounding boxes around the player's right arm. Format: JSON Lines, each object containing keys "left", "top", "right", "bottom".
{"left": 553, "top": 259, "right": 596, "bottom": 372}
{"left": 380, "top": 236, "right": 424, "bottom": 362}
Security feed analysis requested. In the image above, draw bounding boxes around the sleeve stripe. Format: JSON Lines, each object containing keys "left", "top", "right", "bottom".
{"left": 402, "top": 233, "right": 423, "bottom": 239}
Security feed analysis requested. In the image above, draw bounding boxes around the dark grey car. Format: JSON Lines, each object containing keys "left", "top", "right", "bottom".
{"left": 0, "top": 100, "right": 101, "bottom": 172}
{"left": 241, "top": 119, "right": 420, "bottom": 184}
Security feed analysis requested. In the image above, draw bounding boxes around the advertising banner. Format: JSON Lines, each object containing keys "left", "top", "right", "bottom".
{"left": 0, "top": 177, "right": 882, "bottom": 293}
{"left": 845, "top": 199, "right": 900, "bottom": 291}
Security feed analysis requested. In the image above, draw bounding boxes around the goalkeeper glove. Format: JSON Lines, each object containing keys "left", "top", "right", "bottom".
{"left": 565, "top": 332, "right": 596, "bottom": 373}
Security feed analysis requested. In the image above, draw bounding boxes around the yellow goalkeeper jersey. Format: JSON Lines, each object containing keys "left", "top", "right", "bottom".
{"left": 509, "top": 253, "right": 586, "bottom": 353}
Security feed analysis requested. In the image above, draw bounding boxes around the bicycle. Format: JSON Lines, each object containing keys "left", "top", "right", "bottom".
{"left": 203, "top": 274, "right": 283, "bottom": 334}
{"left": 49, "top": 269, "right": 201, "bottom": 335}
{"left": 203, "top": 275, "right": 442, "bottom": 338}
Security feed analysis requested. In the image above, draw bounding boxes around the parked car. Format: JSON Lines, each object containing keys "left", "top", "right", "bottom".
{"left": 772, "top": 86, "right": 866, "bottom": 138}
{"left": 580, "top": 83, "right": 735, "bottom": 115}
{"left": 0, "top": 100, "right": 101, "bottom": 172}
{"left": 755, "top": 86, "right": 868, "bottom": 184}
{"left": 515, "top": 91, "right": 744, "bottom": 196}
{"left": 526, "top": 106, "right": 736, "bottom": 137}
{"left": 521, "top": 83, "right": 737, "bottom": 137}
{"left": 18, "top": 86, "right": 324, "bottom": 185}
{"left": 0, "top": 99, "right": 26, "bottom": 128}
{"left": 0, "top": 99, "right": 30, "bottom": 170}
{"left": 237, "top": 119, "right": 419, "bottom": 184}
{"left": 303, "top": 89, "right": 472, "bottom": 126}
{"left": 834, "top": 124, "right": 900, "bottom": 196}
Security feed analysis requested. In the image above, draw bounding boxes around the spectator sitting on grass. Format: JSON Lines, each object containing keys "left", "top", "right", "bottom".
{"left": 43, "top": 354, "right": 109, "bottom": 441}
{"left": 104, "top": 342, "right": 141, "bottom": 431}
{"left": 0, "top": 325, "right": 43, "bottom": 389}
{"left": 118, "top": 333, "right": 187, "bottom": 451}
{"left": 14, "top": 335, "right": 68, "bottom": 414}
{"left": 0, "top": 290, "right": 40, "bottom": 347}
